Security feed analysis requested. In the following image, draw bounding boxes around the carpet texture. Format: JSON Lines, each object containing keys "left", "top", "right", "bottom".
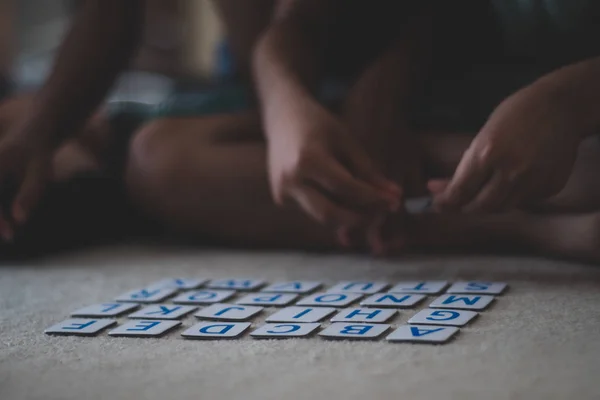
{"left": 1, "top": 246, "right": 600, "bottom": 400}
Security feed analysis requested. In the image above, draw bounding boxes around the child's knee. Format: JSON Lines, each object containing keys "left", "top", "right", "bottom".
{"left": 125, "top": 120, "right": 183, "bottom": 205}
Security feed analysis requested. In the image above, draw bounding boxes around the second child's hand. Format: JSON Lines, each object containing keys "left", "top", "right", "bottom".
{"left": 267, "top": 99, "right": 401, "bottom": 236}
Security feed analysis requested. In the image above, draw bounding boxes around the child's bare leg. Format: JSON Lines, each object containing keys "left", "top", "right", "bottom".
{"left": 405, "top": 211, "right": 600, "bottom": 263}
{"left": 124, "top": 114, "right": 600, "bottom": 261}
{"left": 420, "top": 132, "right": 600, "bottom": 214}
{"left": 125, "top": 113, "right": 336, "bottom": 249}
{"left": 413, "top": 132, "right": 600, "bottom": 262}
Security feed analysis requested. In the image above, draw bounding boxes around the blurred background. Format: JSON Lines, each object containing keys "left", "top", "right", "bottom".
{"left": 1, "top": 0, "right": 226, "bottom": 102}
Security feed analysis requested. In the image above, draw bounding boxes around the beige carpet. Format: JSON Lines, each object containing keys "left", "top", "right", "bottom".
{"left": 2, "top": 245, "right": 600, "bottom": 400}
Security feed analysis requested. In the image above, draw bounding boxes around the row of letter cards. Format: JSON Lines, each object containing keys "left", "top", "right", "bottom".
{"left": 45, "top": 280, "right": 506, "bottom": 343}
{"left": 101, "top": 279, "right": 507, "bottom": 304}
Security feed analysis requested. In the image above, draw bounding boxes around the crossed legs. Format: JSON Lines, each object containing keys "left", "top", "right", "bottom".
{"left": 123, "top": 112, "right": 600, "bottom": 262}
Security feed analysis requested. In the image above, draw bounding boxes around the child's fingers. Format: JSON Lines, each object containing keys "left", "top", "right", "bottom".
{"left": 427, "top": 179, "right": 450, "bottom": 195}
{"left": 462, "top": 171, "right": 511, "bottom": 213}
{"left": 344, "top": 142, "right": 402, "bottom": 198}
{"left": 311, "top": 157, "right": 395, "bottom": 210}
{"left": 0, "top": 210, "right": 13, "bottom": 241}
{"left": 13, "top": 161, "right": 48, "bottom": 226}
{"left": 434, "top": 150, "right": 492, "bottom": 211}
{"left": 336, "top": 226, "right": 352, "bottom": 248}
{"left": 291, "top": 185, "right": 364, "bottom": 228}
{"left": 366, "top": 214, "right": 386, "bottom": 256}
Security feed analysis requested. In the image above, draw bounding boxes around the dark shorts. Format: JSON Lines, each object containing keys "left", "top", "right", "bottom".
{"left": 0, "top": 75, "right": 12, "bottom": 101}
{"left": 107, "top": 62, "right": 549, "bottom": 139}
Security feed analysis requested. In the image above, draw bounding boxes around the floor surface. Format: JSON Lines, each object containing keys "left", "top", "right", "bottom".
{"left": 2, "top": 246, "right": 599, "bottom": 400}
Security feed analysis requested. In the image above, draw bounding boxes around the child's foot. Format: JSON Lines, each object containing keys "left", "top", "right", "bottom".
{"left": 529, "top": 212, "right": 600, "bottom": 263}
{"left": 401, "top": 211, "right": 600, "bottom": 264}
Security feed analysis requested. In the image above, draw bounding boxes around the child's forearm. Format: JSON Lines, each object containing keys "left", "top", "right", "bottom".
{"left": 252, "top": 1, "right": 336, "bottom": 138}
{"left": 25, "top": 0, "right": 143, "bottom": 145}
{"left": 346, "top": 38, "right": 413, "bottom": 131}
{"left": 344, "top": 14, "right": 433, "bottom": 156}
{"left": 531, "top": 57, "right": 600, "bottom": 138}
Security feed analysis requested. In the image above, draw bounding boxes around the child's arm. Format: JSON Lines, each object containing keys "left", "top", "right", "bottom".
{"left": 0, "top": 0, "right": 143, "bottom": 239}
{"left": 434, "top": 56, "right": 600, "bottom": 214}
{"left": 253, "top": 0, "right": 400, "bottom": 231}
{"left": 211, "top": 0, "right": 274, "bottom": 81}
{"left": 21, "top": 0, "right": 143, "bottom": 145}
{"left": 342, "top": 11, "right": 433, "bottom": 252}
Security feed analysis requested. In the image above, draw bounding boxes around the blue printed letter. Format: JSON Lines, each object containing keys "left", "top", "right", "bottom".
{"left": 199, "top": 324, "right": 234, "bottom": 334}
{"left": 126, "top": 321, "right": 161, "bottom": 331}
{"left": 190, "top": 291, "right": 216, "bottom": 301}
{"left": 292, "top": 308, "right": 313, "bottom": 319}
{"left": 343, "top": 282, "right": 373, "bottom": 291}
{"left": 252, "top": 294, "right": 283, "bottom": 303}
{"left": 340, "top": 325, "right": 372, "bottom": 335}
{"left": 408, "top": 282, "right": 427, "bottom": 291}
{"left": 100, "top": 304, "right": 121, "bottom": 313}
{"left": 345, "top": 309, "right": 381, "bottom": 320}
{"left": 275, "top": 282, "right": 302, "bottom": 291}
{"left": 426, "top": 310, "right": 459, "bottom": 321}
{"left": 374, "top": 294, "right": 411, "bottom": 304}
{"left": 131, "top": 289, "right": 160, "bottom": 299}
{"left": 410, "top": 327, "right": 444, "bottom": 337}
{"left": 315, "top": 294, "right": 346, "bottom": 303}
{"left": 443, "top": 295, "right": 481, "bottom": 306}
{"left": 267, "top": 324, "right": 301, "bottom": 334}
{"left": 64, "top": 320, "right": 97, "bottom": 330}
{"left": 214, "top": 306, "right": 245, "bottom": 316}
{"left": 467, "top": 282, "right": 491, "bottom": 291}
{"left": 147, "top": 306, "right": 181, "bottom": 316}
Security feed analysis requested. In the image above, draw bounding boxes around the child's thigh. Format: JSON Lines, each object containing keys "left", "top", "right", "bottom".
{"left": 134, "top": 111, "right": 262, "bottom": 146}
{"left": 126, "top": 111, "right": 265, "bottom": 198}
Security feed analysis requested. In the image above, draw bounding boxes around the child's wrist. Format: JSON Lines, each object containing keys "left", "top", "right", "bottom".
{"left": 533, "top": 66, "right": 600, "bottom": 139}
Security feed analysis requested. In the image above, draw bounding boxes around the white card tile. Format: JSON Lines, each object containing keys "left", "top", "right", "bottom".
{"left": 207, "top": 278, "right": 265, "bottom": 291}
{"left": 194, "top": 303, "right": 263, "bottom": 321}
{"left": 446, "top": 281, "right": 507, "bottom": 295}
{"left": 181, "top": 322, "right": 251, "bottom": 339}
{"left": 266, "top": 307, "right": 337, "bottom": 323}
{"left": 360, "top": 293, "right": 426, "bottom": 308}
{"left": 408, "top": 308, "right": 477, "bottom": 327}
{"left": 430, "top": 294, "right": 494, "bottom": 310}
{"left": 405, "top": 196, "right": 433, "bottom": 214}
{"left": 71, "top": 303, "right": 138, "bottom": 317}
{"left": 147, "top": 278, "right": 207, "bottom": 290}
{"left": 108, "top": 320, "right": 181, "bottom": 337}
{"left": 236, "top": 293, "right": 298, "bottom": 307}
{"left": 115, "top": 288, "right": 177, "bottom": 303}
{"left": 296, "top": 292, "right": 362, "bottom": 307}
{"left": 386, "top": 324, "right": 459, "bottom": 343}
{"left": 251, "top": 323, "right": 321, "bottom": 339}
{"left": 172, "top": 289, "right": 236, "bottom": 305}
{"left": 388, "top": 281, "right": 448, "bottom": 294}
{"left": 319, "top": 323, "right": 390, "bottom": 340}
{"left": 327, "top": 281, "right": 388, "bottom": 294}
{"left": 128, "top": 305, "right": 197, "bottom": 320}
{"left": 45, "top": 319, "right": 117, "bottom": 336}
{"left": 261, "top": 281, "right": 322, "bottom": 294}
{"left": 330, "top": 308, "right": 396, "bottom": 323}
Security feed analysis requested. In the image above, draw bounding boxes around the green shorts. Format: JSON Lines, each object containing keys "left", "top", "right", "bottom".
{"left": 107, "top": 64, "right": 548, "bottom": 138}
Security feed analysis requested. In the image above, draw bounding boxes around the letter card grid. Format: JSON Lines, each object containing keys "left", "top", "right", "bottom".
{"left": 45, "top": 279, "right": 507, "bottom": 343}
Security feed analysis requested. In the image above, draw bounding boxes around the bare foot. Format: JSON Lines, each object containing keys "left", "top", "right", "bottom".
{"left": 402, "top": 211, "right": 600, "bottom": 263}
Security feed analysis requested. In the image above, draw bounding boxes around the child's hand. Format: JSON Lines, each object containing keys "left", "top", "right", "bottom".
{"left": 0, "top": 120, "right": 54, "bottom": 241}
{"left": 434, "top": 82, "right": 581, "bottom": 213}
{"left": 0, "top": 95, "right": 56, "bottom": 241}
{"left": 267, "top": 99, "right": 401, "bottom": 230}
